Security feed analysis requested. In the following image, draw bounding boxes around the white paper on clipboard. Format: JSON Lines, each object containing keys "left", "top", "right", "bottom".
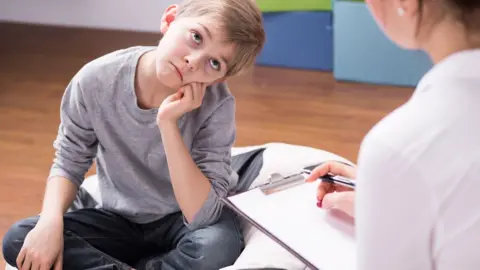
{"left": 223, "top": 176, "right": 356, "bottom": 270}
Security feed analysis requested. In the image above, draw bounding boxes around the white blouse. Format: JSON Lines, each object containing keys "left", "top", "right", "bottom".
{"left": 355, "top": 49, "right": 480, "bottom": 270}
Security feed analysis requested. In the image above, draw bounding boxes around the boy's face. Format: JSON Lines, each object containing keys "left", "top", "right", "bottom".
{"left": 155, "top": 5, "right": 236, "bottom": 89}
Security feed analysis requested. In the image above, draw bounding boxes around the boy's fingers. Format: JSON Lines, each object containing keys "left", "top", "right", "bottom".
{"left": 178, "top": 86, "right": 185, "bottom": 96}
{"left": 199, "top": 84, "right": 206, "bottom": 97}
{"left": 165, "top": 91, "right": 181, "bottom": 103}
{"left": 30, "top": 259, "right": 40, "bottom": 270}
{"left": 21, "top": 254, "right": 32, "bottom": 270}
{"left": 198, "top": 87, "right": 206, "bottom": 106}
{"left": 175, "top": 89, "right": 183, "bottom": 99}
{"left": 190, "top": 83, "right": 198, "bottom": 102}
{"left": 192, "top": 83, "right": 206, "bottom": 107}
{"left": 53, "top": 252, "right": 63, "bottom": 270}
{"left": 193, "top": 83, "right": 202, "bottom": 102}
{"left": 182, "top": 85, "right": 194, "bottom": 102}
{"left": 16, "top": 248, "right": 26, "bottom": 269}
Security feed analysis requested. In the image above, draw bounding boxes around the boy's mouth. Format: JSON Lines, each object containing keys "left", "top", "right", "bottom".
{"left": 171, "top": 62, "right": 183, "bottom": 82}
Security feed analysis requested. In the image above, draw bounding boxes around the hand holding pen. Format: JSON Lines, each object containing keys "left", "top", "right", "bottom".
{"left": 304, "top": 161, "right": 357, "bottom": 217}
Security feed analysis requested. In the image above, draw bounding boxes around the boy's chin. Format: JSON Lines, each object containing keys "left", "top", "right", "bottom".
{"left": 155, "top": 73, "right": 182, "bottom": 90}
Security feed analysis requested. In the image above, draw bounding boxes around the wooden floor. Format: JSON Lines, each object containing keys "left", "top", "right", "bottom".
{"left": 0, "top": 22, "right": 413, "bottom": 266}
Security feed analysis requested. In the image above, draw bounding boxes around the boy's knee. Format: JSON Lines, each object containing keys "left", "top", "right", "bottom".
{"left": 2, "top": 217, "right": 38, "bottom": 266}
{"left": 183, "top": 210, "right": 244, "bottom": 268}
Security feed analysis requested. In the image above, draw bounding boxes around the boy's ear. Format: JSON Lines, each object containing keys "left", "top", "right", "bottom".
{"left": 160, "top": 5, "right": 179, "bottom": 34}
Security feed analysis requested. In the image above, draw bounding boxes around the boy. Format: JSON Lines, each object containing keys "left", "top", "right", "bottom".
{"left": 2, "top": 0, "right": 265, "bottom": 269}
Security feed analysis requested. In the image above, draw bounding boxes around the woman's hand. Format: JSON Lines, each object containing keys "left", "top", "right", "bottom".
{"left": 305, "top": 161, "right": 357, "bottom": 217}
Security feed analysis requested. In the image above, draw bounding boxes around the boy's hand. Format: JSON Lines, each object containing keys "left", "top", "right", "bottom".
{"left": 17, "top": 217, "right": 64, "bottom": 270}
{"left": 157, "top": 82, "right": 206, "bottom": 125}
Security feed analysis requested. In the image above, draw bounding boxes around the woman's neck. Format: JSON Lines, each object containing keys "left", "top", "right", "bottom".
{"left": 135, "top": 51, "right": 175, "bottom": 110}
{"left": 421, "top": 19, "right": 480, "bottom": 64}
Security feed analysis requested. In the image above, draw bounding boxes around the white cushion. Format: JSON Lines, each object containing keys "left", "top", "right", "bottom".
{"left": 82, "top": 173, "right": 102, "bottom": 205}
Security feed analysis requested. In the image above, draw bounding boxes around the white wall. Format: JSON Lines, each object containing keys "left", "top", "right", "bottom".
{"left": 0, "top": 0, "right": 179, "bottom": 32}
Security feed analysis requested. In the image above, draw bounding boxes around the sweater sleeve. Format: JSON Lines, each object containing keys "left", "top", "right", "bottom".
{"left": 49, "top": 75, "right": 99, "bottom": 187}
{"left": 184, "top": 95, "right": 237, "bottom": 230}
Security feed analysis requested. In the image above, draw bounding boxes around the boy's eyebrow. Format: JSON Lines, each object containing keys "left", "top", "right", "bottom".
{"left": 198, "top": 23, "right": 212, "bottom": 40}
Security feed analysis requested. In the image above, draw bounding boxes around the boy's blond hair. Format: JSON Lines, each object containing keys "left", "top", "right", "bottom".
{"left": 177, "top": 0, "right": 265, "bottom": 76}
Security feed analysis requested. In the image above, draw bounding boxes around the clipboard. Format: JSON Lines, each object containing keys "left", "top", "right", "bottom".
{"left": 221, "top": 178, "right": 317, "bottom": 269}
{"left": 222, "top": 164, "right": 356, "bottom": 270}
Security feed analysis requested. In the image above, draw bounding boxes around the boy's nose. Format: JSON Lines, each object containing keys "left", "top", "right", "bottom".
{"left": 184, "top": 54, "right": 200, "bottom": 72}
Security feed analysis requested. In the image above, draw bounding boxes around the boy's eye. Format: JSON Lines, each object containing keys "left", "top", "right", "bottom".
{"left": 191, "top": 32, "right": 202, "bottom": 44}
{"left": 209, "top": 59, "right": 221, "bottom": 71}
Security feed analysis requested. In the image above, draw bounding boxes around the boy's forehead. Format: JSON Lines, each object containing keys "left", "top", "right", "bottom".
{"left": 181, "top": 16, "right": 226, "bottom": 37}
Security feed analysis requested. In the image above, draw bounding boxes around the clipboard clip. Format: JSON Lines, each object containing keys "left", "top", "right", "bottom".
{"left": 258, "top": 172, "right": 306, "bottom": 195}
{"left": 258, "top": 168, "right": 356, "bottom": 195}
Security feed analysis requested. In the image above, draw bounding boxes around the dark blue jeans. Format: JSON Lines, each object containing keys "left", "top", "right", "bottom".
{"left": 2, "top": 208, "right": 244, "bottom": 270}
